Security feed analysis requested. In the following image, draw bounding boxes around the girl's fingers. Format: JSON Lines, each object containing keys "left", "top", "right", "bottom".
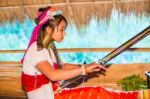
{"left": 95, "top": 65, "right": 106, "bottom": 70}
{"left": 99, "top": 65, "right": 106, "bottom": 70}
{"left": 87, "top": 64, "right": 106, "bottom": 73}
{"left": 93, "top": 68, "right": 101, "bottom": 72}
{"left": 90, "top": 62, "right": 97, "bottom": 65}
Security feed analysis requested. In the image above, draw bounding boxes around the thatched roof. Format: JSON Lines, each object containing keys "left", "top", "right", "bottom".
{"left": 0, "top": 0, "right": 149, "bottom": 25}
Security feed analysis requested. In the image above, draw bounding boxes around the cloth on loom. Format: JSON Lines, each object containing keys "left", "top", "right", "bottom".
{"left": 138, "top": 89, "right": 150, "bottom": 99}
{"left": 54, "top": 86, "right": 150, "bottom": 99}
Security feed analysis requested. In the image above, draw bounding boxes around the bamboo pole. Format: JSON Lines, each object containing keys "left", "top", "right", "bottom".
{"left": 99, "top": 26, "right": 150, "bottom": 65}
{"left": 0, "top": 47, "right": 150, "bottom": 65}
{"left": 58, "top": 48, "right": 150, "bottom": 52}
{"left": 0, "top": 61, "right": 21, "bottom": 65}
{"left": 0, "top": 48, "right": 150, "bottom": 53}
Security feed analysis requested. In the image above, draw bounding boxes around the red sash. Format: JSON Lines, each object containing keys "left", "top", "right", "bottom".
{"left": 21, "top": 63, "right": 59, "bottom": 92}
{"left": 21, "top": 72, "right": 49, "bottom": 92}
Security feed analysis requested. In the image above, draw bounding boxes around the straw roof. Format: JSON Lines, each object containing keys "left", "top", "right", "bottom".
{"left": 0, "top": 0, "right": 149, "bottom": 25}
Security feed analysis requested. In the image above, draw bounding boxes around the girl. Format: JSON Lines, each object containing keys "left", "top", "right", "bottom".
{"left": 21, "top": 6, "right": 105, "bottom": 99}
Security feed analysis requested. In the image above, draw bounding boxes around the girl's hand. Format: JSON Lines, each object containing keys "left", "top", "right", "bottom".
{"left": 85, "top": 62, "right": 106, "bottom": 73}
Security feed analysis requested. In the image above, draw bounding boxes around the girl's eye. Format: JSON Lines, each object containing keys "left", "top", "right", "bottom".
{"left": 60, "top": 29, "right": 64, "bottom": 32}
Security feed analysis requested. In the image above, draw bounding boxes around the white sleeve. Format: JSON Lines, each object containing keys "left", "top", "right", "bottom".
{"left": 31, "top": 49, "right": 48, "bottom": 66}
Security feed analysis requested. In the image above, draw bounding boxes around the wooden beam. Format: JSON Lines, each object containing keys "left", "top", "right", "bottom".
{"left": 58, "top": 48, "right": 150, "bottom": 52}
{"left": 0, "top": 0, "right": 148, "bottom": 9}
{"left": 0, "top": 48, "right": 150, "bottom": 53}
{"left": 0, "top": 50, "right": 25, "bottom": 53}
{"left": 0, "top": 61, "right": 21, "bottom": 65}
{"left": 0, "top": 3, "right": 67, "bottom": 9}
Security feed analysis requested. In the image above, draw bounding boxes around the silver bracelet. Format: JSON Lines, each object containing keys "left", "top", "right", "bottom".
{"left": 81, "top": 64, "right": 85, "bottom": 75}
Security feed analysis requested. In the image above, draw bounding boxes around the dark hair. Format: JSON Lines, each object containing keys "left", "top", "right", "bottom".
{"left": 35, "top": 6, "right": 67, "bottom": 50}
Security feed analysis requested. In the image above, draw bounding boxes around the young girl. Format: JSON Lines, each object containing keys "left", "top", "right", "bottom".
{"left": 21, "top": 6, "right": 105, "bottom": 99}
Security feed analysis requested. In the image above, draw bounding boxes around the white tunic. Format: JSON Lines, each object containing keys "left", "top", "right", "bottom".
{"left": 22, "top": 42, "right": 57, "bottom": 99}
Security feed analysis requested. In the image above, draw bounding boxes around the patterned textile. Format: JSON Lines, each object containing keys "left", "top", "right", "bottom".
{"left": 138, "top": 89, "right": 150, "bottom": 99}
{"left": 55, "top": 86, "right": 139, "bottom": 99}
{"left": 55, "top": 86, "right": 150, "bottom": 99}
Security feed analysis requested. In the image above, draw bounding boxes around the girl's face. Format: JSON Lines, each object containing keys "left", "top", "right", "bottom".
{"left": 52, "top": 20, "right": 66, "bottom": 42}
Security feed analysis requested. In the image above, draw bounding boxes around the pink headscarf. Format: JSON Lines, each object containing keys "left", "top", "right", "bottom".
{"left": 21, "top": 6, "right": 62, "bottom": 63}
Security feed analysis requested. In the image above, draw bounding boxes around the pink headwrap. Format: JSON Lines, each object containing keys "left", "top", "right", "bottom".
{"left": 21, "top": 7, "right": 62, "bottom": 63}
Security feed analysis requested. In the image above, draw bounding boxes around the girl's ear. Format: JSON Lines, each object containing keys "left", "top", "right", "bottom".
{"left": 45, "top": 26, "right": 52, "bottom": 35}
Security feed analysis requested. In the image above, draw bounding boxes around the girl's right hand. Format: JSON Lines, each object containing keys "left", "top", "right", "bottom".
{"left": 85, "top": 62, "right": 106, "bottom": 73}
